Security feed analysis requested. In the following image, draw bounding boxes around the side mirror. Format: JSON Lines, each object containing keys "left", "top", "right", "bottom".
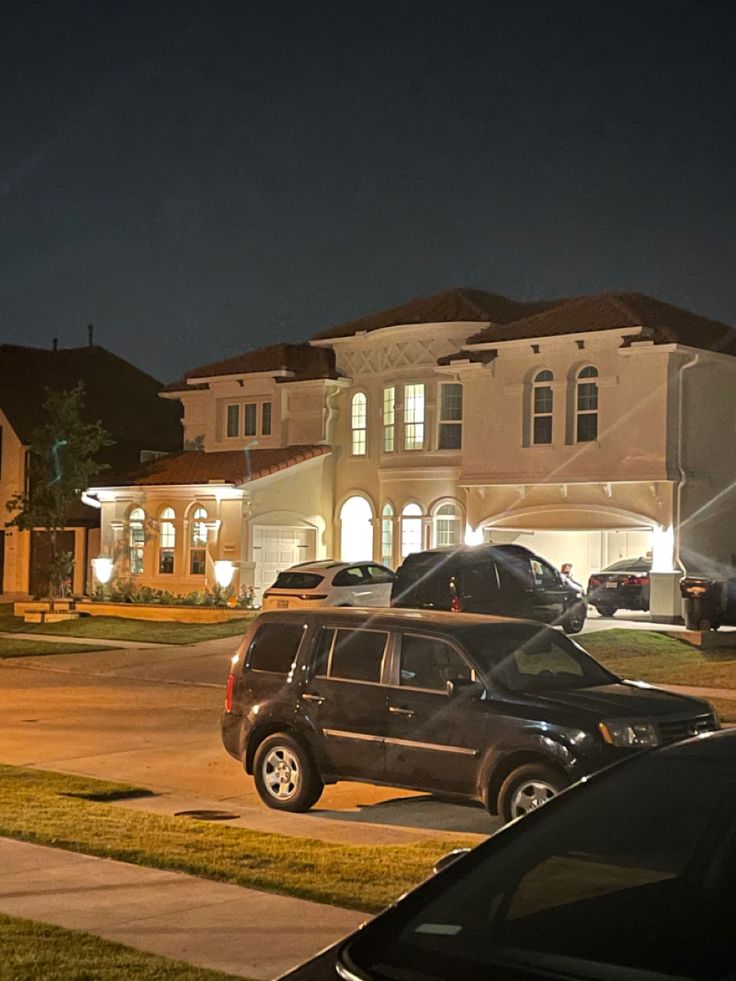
{"left": 446, "top": 677, "right": 483, "bottom": 698}
{"left": 433, "top": 848, "right": 472, "bottom": 874}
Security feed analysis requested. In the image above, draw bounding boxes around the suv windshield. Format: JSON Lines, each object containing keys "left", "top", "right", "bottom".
{"left": 272, "top": 572, "right": 324, "bottom": 590}
{"left": 458, "top": 625, "right": 615, "bottom": 692}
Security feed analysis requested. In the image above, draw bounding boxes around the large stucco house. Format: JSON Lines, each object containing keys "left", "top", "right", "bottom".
{"left": 86, "top": 287, "right": 736, "bottom": 620}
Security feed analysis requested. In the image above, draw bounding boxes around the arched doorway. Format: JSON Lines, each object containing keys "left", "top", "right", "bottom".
{"left": 340, "top": 496, "right": 373, "bottom": 561}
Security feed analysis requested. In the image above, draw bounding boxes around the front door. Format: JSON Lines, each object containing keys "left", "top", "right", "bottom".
{"left": 385, "top": 632, "right": 484, "bottom": 796}
{"left": 298, "top": 625, "right": 390, "bottom": 781}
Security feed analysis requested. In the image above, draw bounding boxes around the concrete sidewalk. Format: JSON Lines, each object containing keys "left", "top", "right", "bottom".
{"left": 0, "top": 630, "right": 170, "bottom": 649}
{"left": 0, "top": 838, "right": 365, "bottom": 980}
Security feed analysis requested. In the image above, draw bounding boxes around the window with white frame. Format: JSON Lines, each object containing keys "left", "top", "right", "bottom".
{"left": 576, "top": 366, "right": 599, "bottom": 442}
{"left": 532, "top": 370, "right": 554, "bottom": 445}
{"left": 158, "top": 507, "right": 175, "bottom": 574}
{"left": 404, "top": 383, "right": 425, "bottom": 451}
{"left": 261, "top": 401, "right": 272, "bottom": 436}
{"left": 226, "top": 404, "right": 240, "bottom": 438}
{"left": 438, "top": 383, "right": 463, "bottom": 450}
{"left": 383, "top": 386, "right": 395, "bottom": 452}
{"left": 433, "top": 502, "right": 461, "bottom": 548}
{"left": 190, "top": 506, "right": 208, "bottom": 575}
{"left": 129, "top": 507, "right": 145, "bottom": 575}
{"left": 244, "top": 403, "right": 258, "bottom": 437}
{"left": 381, "top": 503, "right": 394, "bottom": 566}
{"left": 351, "top": 392, "right": 367, "bottom": 455}
{"left": 401, "top": 502, "right": 423, "bottom": 557}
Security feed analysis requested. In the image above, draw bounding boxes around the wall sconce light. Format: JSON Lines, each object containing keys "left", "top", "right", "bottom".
{"left": 91, "top": 556, "right": 114, "bottom": 585}
{"left": 214, "top": 560, "right": 235, "bottom": 588}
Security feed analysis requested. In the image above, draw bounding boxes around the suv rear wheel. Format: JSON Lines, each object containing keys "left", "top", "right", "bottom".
{"left": 497, "top": 763, "right": 567, "bottom": 823}
{"left": 253, "top": 733, "right": 324, "bottom": 812}
{"left": 594, "top": 603, "right": 616, "bottom": 617}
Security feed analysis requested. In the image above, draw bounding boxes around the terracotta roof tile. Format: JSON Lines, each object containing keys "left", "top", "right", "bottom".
{"left": 100, "top": 444, "right": 330, "bottom": 487}
{"left": 163, "top": 344, "right": 336, "bottom": 391}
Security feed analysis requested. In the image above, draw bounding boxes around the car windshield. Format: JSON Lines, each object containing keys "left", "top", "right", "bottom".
{"left": 346, "top": 746, "right": 736, "bottom": 981}
{"left": 271, "top": 572, "right": 324, "bottom": 590}
{"left": 458, "top": 624, "right": 615, "bottom": 692}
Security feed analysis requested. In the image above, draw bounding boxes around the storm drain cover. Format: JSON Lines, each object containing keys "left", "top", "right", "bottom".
{"left": 174, "top": 809, "right": 240, "bottom": 821}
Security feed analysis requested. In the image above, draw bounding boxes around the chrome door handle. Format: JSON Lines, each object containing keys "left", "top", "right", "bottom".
{"left": 302, "top": 693, "right": 325, "bottom": 704}
{"left": 389, "top": 705, "right": 416, "bottom": 718}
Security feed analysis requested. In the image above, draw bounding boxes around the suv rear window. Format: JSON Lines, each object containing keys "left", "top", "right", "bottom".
{"left": 273, "top": 572, "right": 324, "bottom": 589}
{"left": 330, "top": 629, "right": 388, "bottom": 683}
{"left": 247, "top": 622, "right": 304, "bottom": 673}
{"left": 603, "top": 557, "right": 650, "bottom": 573}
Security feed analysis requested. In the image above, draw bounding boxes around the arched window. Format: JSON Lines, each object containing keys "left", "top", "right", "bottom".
{"left": 128, "top": 507, "right": 145, "bottom": 576}
{"left": 381, "top": 503, "right": 394, "bottom": 567}
{"left": 190, "top": 506, "right": 208, "bottom": 575}
{"left": 401, "top": 503, "right": 423, "bottom": 558}
{"left": 339, "top": 495, "right": 373, "bottom": 561}
{"left": 532, "top": 370, "right": 554, "bottom": 445}
{"left": 159, "top": 507, "right": 176, "bottom": 575}
{"left": 432, "top": 502, "right": 461, "bottom": 548}
{"left": 351, "top": 392, "right": 367, "bottom": 455}
{"left": 576, "top": 366, "right": 599, "bottom": 442}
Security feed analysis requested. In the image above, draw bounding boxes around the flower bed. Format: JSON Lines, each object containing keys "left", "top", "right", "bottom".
{"left": 76, "top": 600, "right": 256, "bottom": 623}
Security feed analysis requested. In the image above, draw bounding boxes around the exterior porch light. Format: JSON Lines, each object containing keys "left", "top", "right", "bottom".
{"left": 464, "top": 523, "right": 484, "bottom": 546}
{"left": 91, "top": 556, "right": 114, "bottom": 585}
{"left": 214, "top": 560, "right": 235, "bottom": 588}
{"left": 651, "top": 524, "right": 676, "bottom": 573}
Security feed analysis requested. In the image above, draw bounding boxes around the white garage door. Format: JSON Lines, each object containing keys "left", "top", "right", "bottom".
{"left": 252, "top": 526, "right": 316, "bottom": 597}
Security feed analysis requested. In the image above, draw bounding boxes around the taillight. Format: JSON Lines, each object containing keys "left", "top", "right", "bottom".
{"left": 224, "top": 673, "right": 235, "bottom": 713}
{"left": 450, "top": 595, "right": 463, "bottom": 612}
{"left": 625, "top": 575, "right": 649, "bottom": 586}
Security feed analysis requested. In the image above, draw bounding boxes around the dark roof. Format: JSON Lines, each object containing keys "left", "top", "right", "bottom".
{"left": 0, "top": 344, "right": 182, "bottom": 469}
{"left": 163, "top": 343, "right": 336, "bottom": 392}
{"left": 99, "top": 444, "right": 330, "bottom": 487}
{"left": 311, "top": 287, "right": 560, "bottom": 341}
{"left": 465, "top": 292, "right": 736, "bottom": 354}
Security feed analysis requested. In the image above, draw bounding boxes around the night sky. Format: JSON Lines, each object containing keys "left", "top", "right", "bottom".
{"left": 2, "top": 0, "right": 735, "bottom": 382}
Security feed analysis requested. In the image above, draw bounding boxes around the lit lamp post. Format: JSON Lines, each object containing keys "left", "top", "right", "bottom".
{"left": 214, "top": 560, "right": 235, "bottom": 589}
{"left": 91, "top": 556, "right": 114, "bottom": 586}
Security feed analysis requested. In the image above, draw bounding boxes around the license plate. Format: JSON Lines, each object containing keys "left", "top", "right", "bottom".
{"left": 605, "top": 581, "right": 618, "bottom": 589}
{"left": 277, "top": 600, "right": 289, "bottom": 608}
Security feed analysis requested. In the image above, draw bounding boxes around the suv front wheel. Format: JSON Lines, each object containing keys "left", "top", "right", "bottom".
{"left": 497, "top": 762, "right": 568, "bottom": 823}
{"left": 253, "top": 733, "right": 324, "bottom": 812}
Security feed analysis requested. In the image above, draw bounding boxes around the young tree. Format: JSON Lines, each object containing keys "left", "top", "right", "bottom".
{"left": 6, "top": 383, "right": 113, "bottom": 597}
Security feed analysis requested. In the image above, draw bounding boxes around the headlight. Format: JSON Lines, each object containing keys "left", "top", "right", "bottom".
{"left": 599, "top": 719, "right": 659, "bottom": 748}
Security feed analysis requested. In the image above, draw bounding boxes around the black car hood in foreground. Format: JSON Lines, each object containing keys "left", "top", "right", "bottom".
{"left": 532, "top": 681, "right": 710, "bottom": 718}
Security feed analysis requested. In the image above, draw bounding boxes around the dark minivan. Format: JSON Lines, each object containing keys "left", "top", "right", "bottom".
{"left": 221, "top": 608, "right": 717, "bottom": 822}
{"left": 392, "top": 544, "right": 587, "bottom": 633}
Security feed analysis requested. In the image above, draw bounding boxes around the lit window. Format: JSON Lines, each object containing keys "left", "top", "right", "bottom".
{"left": 129, "top": 507, "right": 145, "bottom": 575}
{"left": 381, "top": 503, "right": 394, "bottom": 566}
{"left": 576, "top": 366, "right": 599, "bottom": 442}
{"left": 226, "top": 404, "right": 239, "bottom": 438}
{"left": 433, "top": 502, "right": 461, "bottom": 548}
{"left": 244, "top": 403, "right": 257, "bottom": 437}
{"left": 383, "top": 387, "right": 395, "bottom": 453}
{"left": 190, "top": 506, "right": 208, "bottom": 575}
{"left": 438, "top": 383, "right": 463, "bottom": 450}
{"left": 404, "top": 383, "right": 425, "bottom": 450}
{"left": 351, "top": 392, "right": 367, "bottom": 455}
{"left": 261, "top": 401, "right": 272, "bottom": 436}
{"left": 159, "top": 507, "right": 175, "bottom": 575}
{"left": 532, "top": 370, "right": 554, "bottom": 445}
{"left": 401, "top": 502, "right": 423, "bottom": 557}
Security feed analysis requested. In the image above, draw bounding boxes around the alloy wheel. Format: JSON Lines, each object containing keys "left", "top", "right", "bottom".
{"left": 262, "top": 745, "right": 302, "bottom": 802}
{"left": 510, "top": 779, "right": 558, "bottom": 817}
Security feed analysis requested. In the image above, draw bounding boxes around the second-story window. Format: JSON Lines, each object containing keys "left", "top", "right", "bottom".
{"left": 351, "top": 392, "right": 367, "bottom": 455}
{"left": 244, "top": 403, "right": 258, "bottom": 437}
{"left": 404, "top": 383, "right": 425, "bottom": 451}
{"left": 438, "top": 383, "right": 463, "bottom": 450}
{"left": 261, "top": 401, "right": 272, "bottom": 436}
{"left": 383, "top": 386, "right": 395, "bottom": 452}
{"left": 159, "top": 507, "right": 175, "bottom": 574}
{"left": 190, "top": 506, "right": 208, "bottom": 575}
{"left": 576, "top": 366, "right": 599, "bottom": 442}
{"left": 532, "top": 370, "right": 554, "bottom": 445}
{"left": 129, "top": 507, "right": 145, "bottom": 575}
{"left": 226, "top": 404, "right": 240, "bottom": 438}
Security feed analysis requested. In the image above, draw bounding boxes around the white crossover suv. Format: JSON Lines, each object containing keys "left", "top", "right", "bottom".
{"left": 261, "top": 560, "right": 396, "bottom": 610}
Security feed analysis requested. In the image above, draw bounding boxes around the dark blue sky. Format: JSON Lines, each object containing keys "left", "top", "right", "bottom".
{"left": 1, "top": 0, "right": 735, "bottom": 381}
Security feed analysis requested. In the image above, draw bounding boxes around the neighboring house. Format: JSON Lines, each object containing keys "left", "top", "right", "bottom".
{"left": 0, "top": 342, "right": 181, "bottom": 596}
{"left": 86, "top": 288, "right": 736, "bottom": 620}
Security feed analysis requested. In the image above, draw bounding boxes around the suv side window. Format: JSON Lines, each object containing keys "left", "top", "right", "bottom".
{"left": 496, "top": 554, "right": 533, "bottom": 593}
{"left": 531, "top": 558, "right": 560, "bottom": 590}
{"left": 399, "top": 634, "right": 472, "bottom": 691}
{"left": 329, "top": 629, "right": 388, "bottom": 683}
{"left": 247, "top": 622, "right": 304, "bottom": 674}
{"left": 365, "top": 564, "right": 395, "bottom": 583}
{"left": 332, "top": 566, "right": 367, "bottom": 587}
{"left": 311, "top": 627, "right": 335, "bottom": 677}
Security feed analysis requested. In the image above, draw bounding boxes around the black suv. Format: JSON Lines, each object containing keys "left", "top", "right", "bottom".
{"left": 392, "top": 543, "right": 587, "bottom": 633}
{"left": 221, "top": 609, "right": 717, "bottom": 822}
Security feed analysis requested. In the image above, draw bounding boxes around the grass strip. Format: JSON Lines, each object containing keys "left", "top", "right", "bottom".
{"left": 0, "top": 766, "right": 471, "bottom": 914}
{"left": 0, "top": 637, "right": 113, "bottom": 659}
{"left": 0, "top": 912, "right": 246, "bottom": 980}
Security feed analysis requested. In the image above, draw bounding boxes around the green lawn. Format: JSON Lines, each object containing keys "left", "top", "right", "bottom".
{"left": 0, "top": 604, "right": 253, "bottom": 645}
{"left": 0, "top": 637, "right": 113, "bottom": 659}
{"left": 0, "top": 766, "right": 471, "bottom": 914}
{"left": 583, "top": 629, "right": 736, "bottom": 722}
{"left": 0, "top": 913, "right": 247, "bottom": 980}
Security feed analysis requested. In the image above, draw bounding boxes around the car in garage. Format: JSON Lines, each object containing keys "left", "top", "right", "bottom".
{"left": 587, "top": 555, "right": 651, "bottom": 617}
{"left": 261, "top": 560, "right": 396, "bottom": 610}
{"left": 222, "top": 608, "right": 717, "bottom": 823}
{"left": 278, "top": 729, "right": 736, "bottom": 981}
